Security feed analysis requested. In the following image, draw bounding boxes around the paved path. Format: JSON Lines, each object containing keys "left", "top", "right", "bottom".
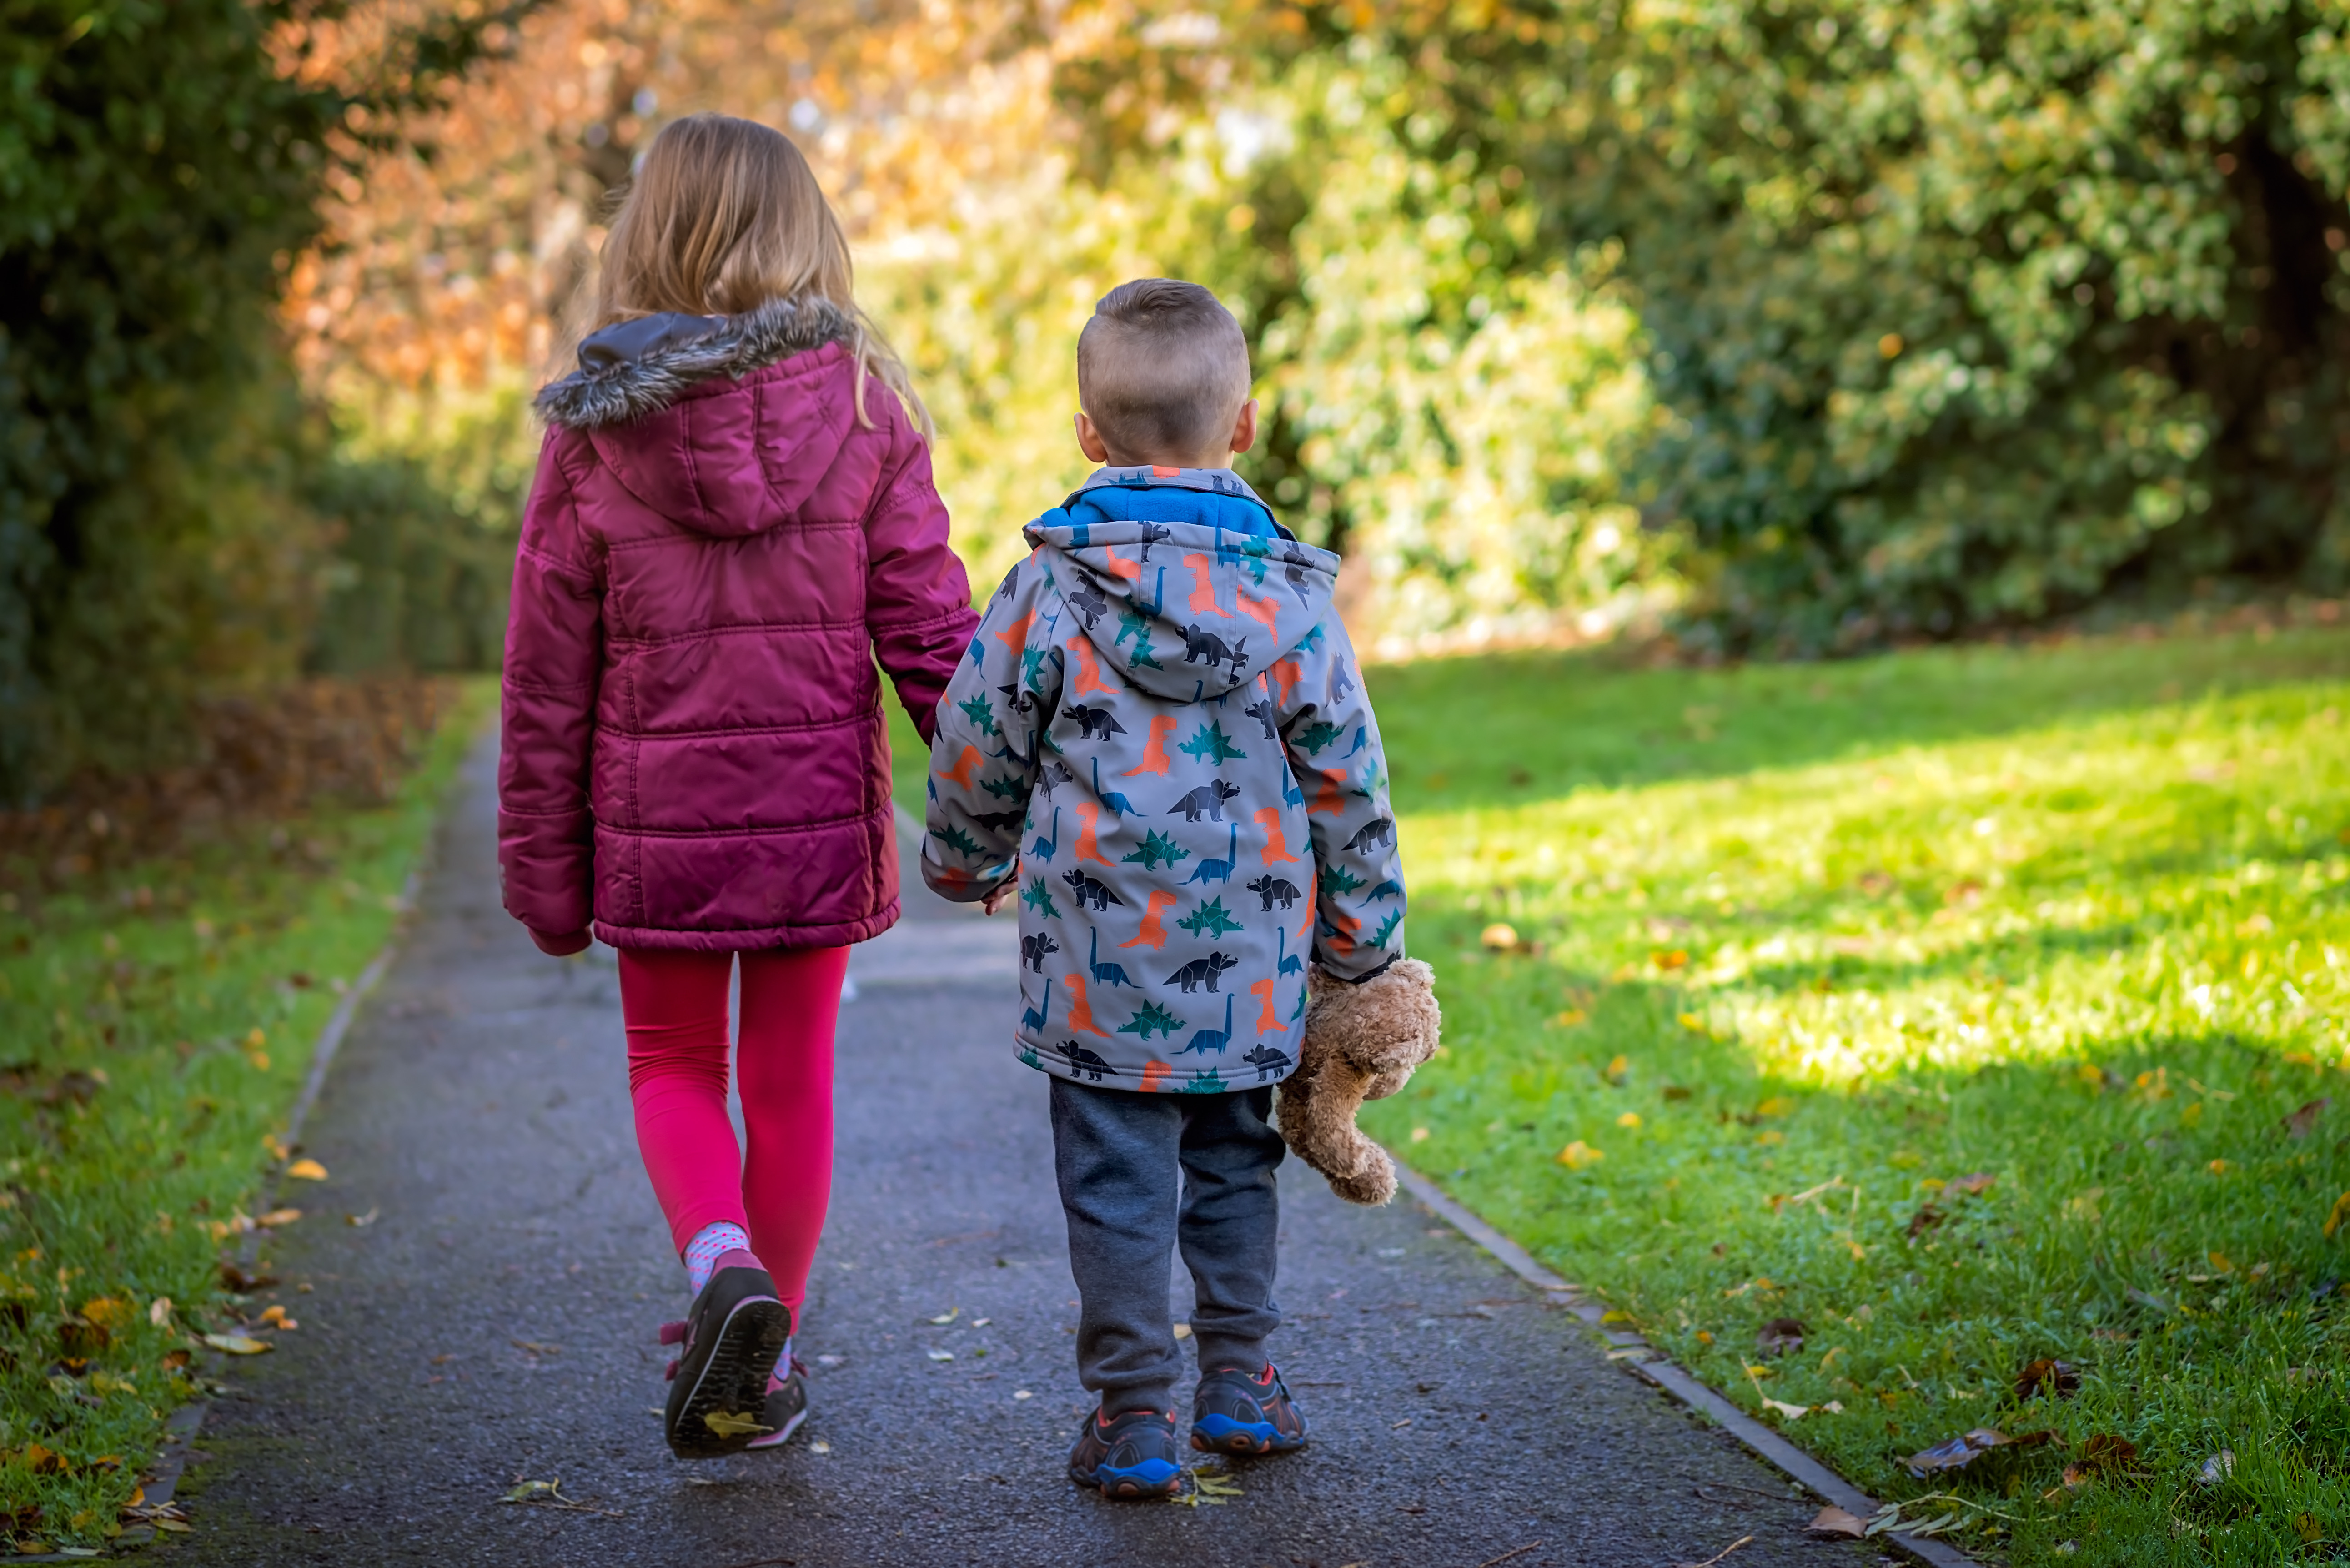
{"left": 169, "top": 732, "right": 1877, "bottom": 1568}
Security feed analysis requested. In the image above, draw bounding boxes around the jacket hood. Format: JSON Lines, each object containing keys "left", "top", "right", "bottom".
{"left": 1024, "top": 507, "right": 1341, "bottom": 702}
{"left": 532, "top": 297, "right": 864, "bottom": 538}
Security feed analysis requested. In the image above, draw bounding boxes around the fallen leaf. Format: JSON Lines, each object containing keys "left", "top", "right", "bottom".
{"left": 1946, "top": 1172, "right": 1996, "bottom": 1197}
{"left": 78, "top": 1297, "right": 130, "bottom": 1328}
{"left": 1759, "top": 1397, "right": 1810, "bottom": 1420}
{"left": 285, "top": 1158, "right": 329, "bottom": 1181}
{"left": 2325, "top": 1192, "right": 2350, "bottom": 1239}
{"left": 148, "top": 1297, "right": 173, "bottom": 1327}
{"left": 1603, "top": 1054, "right": 1631, "bottom": 1085}
{"left": 1479, "top": 923, "right": 1521, "bottom": 952}
{"left": 2285, "top": 1098, "right": 2332, "bottom": 1138}
{"left": 1806, "top": 1507, "right": 1866, "bottom": 1538}
{"left": 926, "top": 1349, "right": 955, "bottom": 1362}
{"left": 257, "top": 1208, "right": 301, "bottom": 1227}
{"left": 1756, "top": 1318, "right": 1806, "bottom": 1356}
{"left": 346, "top": 1207, "right": 380, "bottom": 1227}
{"left": 201, "top": 1333, "right": 272, "bottom": 1356}
{"left": 259, "top": 1305, "right": 297, "bottom": 1330}
{"left": 700, "top": 1410, "right": 772, "bottom": 1438}
{"left": 160, "top": 1349, "right": 190, "bottom": 1372}
{"left": 927, "top": 1308, "right": 959, "bottom": 1325}
{"left": 1617, "top": 1111, "right": 1642, "bottom": 1128}
{"left": 2015, "top": 1358, "right": 2080, "bottom": 1401}
{"left": 1905, "top": 1426, "right": 2051, "bottom": 1477}
{"left": 2064, "top": 1433, "right": 2141, "bottom": 1488}
{"left": 1651, "top": 949, "right": 1689, "bottom": 971}
{"left": 1662, "top": 1085, "right": 1692, "bottom": 1101}
{"left": 510, "top": 1339, "right": 558, "bottom": 1356}
{"left": 1907, "top": 1203, "right": 1946, "bottom": 1238}
{"left": 2194, "top": 1450, "right": 2235, "bottom": 1486}
{"left": 1556, "top": 1140, "right": 1604, "bottom": 1170}
{"left": 2066, "top": 1188, "right": 2104, "bottom": 1223}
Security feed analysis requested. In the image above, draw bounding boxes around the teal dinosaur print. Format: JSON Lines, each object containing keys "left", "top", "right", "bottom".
{"left": 1130, "top": 628, "right": 1164, "bottom": 671}
{"left": 1351, "top": 754, "right": 1387, "bottom": 799}
{"left": 981, "top": 774, "right": 1026, "bottom": 801}
{"left": 1296, "top": 623, "right": 1325, "bottom": 653}
{"left": 1118, "top": 1000, "right": 1183, "bottom": 1041}
{"left": 1289, "top": 984, "right": 1308, "bottom": 1021}
{"left": 1371, "top": 909, "right": 1404, "bottom": 949}
{"left": 1177, "top": 896, "right": 1245, "bottom": 940}
{"left": 1238, "top": 535, "right": 1272, "bottom": 584}
{"left": 1296, "top": 720, "right": 1344, "bottom": 756}
{"left": 1178, "top": 720, "right": 1248, "bottom": 764}
{"left": 1018, "top": 1045, "right": 1043, "bottom": 1070}
{"left": 1115, "top": 603, "right": 1150, "bottom": 648}
{"left": 1021, "top": 646, "right": 1051, "bottom": 691}
{"left": 934, "top": 824, "right": 986, "bottom": 860}
{"left": 1122, "top": 829, "right": 1191, "bottom": 872}
{"left": 957, "top": 695, "right": 1002, "bottom": 738}
{"left": 1320, "top": 862, "right": 1366, "bottom": 897}
{"left": 1184, "top": 1068, "right": 1228, "bottom": 1093}
{"left": 1021, "top": 875, "right": 1062, "bottom": 919}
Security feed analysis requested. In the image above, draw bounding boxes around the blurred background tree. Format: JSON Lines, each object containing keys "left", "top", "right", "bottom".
{"left": 15, "top": 0, "right": 2350, "bottom": 798}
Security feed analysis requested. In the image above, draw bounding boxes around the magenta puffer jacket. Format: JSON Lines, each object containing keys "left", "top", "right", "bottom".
{"left": 498, "top": 297, "right": 977, "bottom": 951}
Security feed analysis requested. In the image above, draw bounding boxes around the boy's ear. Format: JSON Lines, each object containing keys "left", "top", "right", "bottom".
{"left": 1229, "top": 397, "right": 1259, "bottom": 457}
{"left": 1073, "top": 411, "right": 1111, "bottom": 464}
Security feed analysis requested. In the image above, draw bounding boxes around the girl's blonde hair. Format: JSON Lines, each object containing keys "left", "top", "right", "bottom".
{"left": 586, "top": 113, "right": 931, "bottom": 439}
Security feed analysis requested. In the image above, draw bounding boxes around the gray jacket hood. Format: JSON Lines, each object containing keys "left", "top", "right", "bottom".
{"left": 1023, "top": 518, "right": 1342, "bottom": 704}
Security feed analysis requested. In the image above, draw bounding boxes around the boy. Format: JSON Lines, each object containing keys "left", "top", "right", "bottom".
{"left": 923, "top": 278, "right": 1406, "bottom": 1498}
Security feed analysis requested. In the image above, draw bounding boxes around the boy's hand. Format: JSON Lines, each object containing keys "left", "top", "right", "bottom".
{"left": 982, "top": 860, "right": 1020, "bottom": 916}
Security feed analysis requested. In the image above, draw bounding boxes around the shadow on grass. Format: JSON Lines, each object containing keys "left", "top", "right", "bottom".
{"left": 1369, "top": 628, "right": 2350, "bottom": 813}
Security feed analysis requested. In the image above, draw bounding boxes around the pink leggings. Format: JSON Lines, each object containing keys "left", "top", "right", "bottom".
{"left": 617, "top": 945, "right": 849, "bottom": 1318}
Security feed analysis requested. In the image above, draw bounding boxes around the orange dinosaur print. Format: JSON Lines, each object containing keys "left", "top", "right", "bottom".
{"left": 1140, "top": 1061, "right": 1174, "bottom": 1092}
{"left": 1120, "top": 714, "right": 1177, "bottom": 777}
{"left": 1073, "top": 800, "right": 1113, "bottom": 866}
{"left": 1267, "top": 658, "right": 1303, "bottom": 706}
{"left": 1068, "top": 634, "right": 1116, "bottom": 698}
{"left": 1309, "top": 768, "right": 1348, "bottom": 815}
{"left": 993, "top": 608, "right": 1034, "bottom": 656}
{"left": 1102, "top": 553, "right": 1141, "bottom": 584}
{"left": 1255, "top": 807, "right": 1301, "bottom": 864}
{"left": 1182, "top": 553, "right": 1225, "bottom": 618}
{"left": 1250, "top": 977, "right": 1280, "bottom": 1036}
{"left": 942, "top": 745, "right": 982, "bottom": 789}
{"left": 1065, "top": 972, "right": 1111, "bottom": 1037}
{"left": 1236, "top": 588, "right": 1281, "bottom": 641}
{"left": 1118, "top": 890, "right": 1179, "bottom": 950}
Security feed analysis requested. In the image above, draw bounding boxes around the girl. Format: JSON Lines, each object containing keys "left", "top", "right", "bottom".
{"left": 500, "top": 114, "right": 976, "bottom": 1457}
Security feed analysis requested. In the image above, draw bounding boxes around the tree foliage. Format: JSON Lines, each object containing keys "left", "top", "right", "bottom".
{"left": 0, "top": 0, "right": 525, "bottom": 797}
{"left": 1389, "top": 0, "right": 2350, "bottom": 652}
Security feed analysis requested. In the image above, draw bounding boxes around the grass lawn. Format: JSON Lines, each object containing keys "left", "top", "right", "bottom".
{"left": 0, "top": 683, "right": 488, "bottom": 1553}
{"left": 1360, "top": 625, "right": 2350, "bottom": 1566}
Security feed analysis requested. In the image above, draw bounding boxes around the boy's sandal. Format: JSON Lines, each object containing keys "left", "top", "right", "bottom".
{"left": 658, "top": 1255, "right": 791, "bottom": 1459}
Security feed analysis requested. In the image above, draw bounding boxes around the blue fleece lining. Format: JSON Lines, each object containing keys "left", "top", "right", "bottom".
{"left": 1055, "top": 482, "right": 1282, "bottom": 539}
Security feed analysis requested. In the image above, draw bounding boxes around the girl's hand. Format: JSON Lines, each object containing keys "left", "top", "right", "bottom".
{"left": 530, "top": 927, "right": 593, "bottom": 957}
{"left": 982, "top": 863, "right": 1019, "bottom": 916}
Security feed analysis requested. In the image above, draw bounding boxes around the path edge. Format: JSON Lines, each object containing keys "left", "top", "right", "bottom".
{"left": 1389, "top": 1156, "right": 1979, "bottom": 1568}
{"left": 92, "top": 741, "right": 472, "bottom": 1562}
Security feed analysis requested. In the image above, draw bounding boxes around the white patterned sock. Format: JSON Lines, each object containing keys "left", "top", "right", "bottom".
{"left": 682, "top": 1221, "right": 752, "bottom": 1295}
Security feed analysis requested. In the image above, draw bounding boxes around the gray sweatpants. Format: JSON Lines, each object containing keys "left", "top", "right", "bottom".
{"left": 1048, "top": 1076, "right": 1284, "bottom": 1416}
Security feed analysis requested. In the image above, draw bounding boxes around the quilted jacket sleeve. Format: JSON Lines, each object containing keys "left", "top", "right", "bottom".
{"left": 498, "top": 435, "right": 605, "bottom": 939}
{"left": 865, "top": 417, "right": 978, "bottom": 745}
{"left": 1275, "top": 616, "right": 1406, "bottom": 981}
{"left": 921, "top": 555, "right": 1061, "bottom": 904}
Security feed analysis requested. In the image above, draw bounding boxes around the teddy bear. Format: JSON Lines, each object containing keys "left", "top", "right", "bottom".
{"left": 1276, "top": 958, "right": 1442, "bottom": 1206}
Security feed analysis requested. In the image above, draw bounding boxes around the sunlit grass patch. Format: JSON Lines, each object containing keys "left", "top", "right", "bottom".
{"left": 0, "top": 684, "right": 486, "bottom": 1552}
{"left": 1366, "top": 628, "right": 2350, "bottom": 1567}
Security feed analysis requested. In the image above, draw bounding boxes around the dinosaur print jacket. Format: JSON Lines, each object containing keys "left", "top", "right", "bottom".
{"left": 923, "top": 467, "right": 1406, "bottom": 1091}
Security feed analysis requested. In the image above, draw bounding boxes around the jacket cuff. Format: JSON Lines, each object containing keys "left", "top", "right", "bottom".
{"left": 529, "top": 927, "right": 593, "bottom": 957}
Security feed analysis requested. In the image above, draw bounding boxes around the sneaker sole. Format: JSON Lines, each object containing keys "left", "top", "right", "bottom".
{"left": 1081, "top": 1459, "right": 1183, "bottom": 1498}
{"left": 1191, "top": 1412, "right": 1309, "bottom": 1455}
{"left": 666, "top": 1295, "right": 790, "bottom": 1458}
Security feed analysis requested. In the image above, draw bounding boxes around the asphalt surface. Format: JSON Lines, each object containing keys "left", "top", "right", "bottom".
{"left": 165, "top": 730, "right": 1880, "bottom": 1568}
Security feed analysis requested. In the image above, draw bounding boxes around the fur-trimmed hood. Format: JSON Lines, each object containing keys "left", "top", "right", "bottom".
{"left": 533, "top": 296, "right": 858, "bottom": 432}
{"left": 528, "top": 296, "right": 873, "bottom": 540}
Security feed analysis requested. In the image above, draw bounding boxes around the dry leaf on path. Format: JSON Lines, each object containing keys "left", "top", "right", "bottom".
{"left": 1759, "top": 1398, "right": 1811, "bottom": 1421}
{"left": 1806, "top": 1507, "right": 1866, "bottom": 1538}
{"left": 202, "top": 1333, "right": 272, "bottom": 1356}
{"left": 257, "top": 1208, "right": 301, "bottom": 1227}
{"left": 285, "top": 1158, "right": 329, "bottom": 1180}
{"left": 346, "top": 1207, "right": 380, "bottom": 1227}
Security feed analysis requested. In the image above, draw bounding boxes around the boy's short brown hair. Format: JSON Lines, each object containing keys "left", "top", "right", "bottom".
{"left": 1076, "top": 279, "right": 1251, "bottom": 459}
